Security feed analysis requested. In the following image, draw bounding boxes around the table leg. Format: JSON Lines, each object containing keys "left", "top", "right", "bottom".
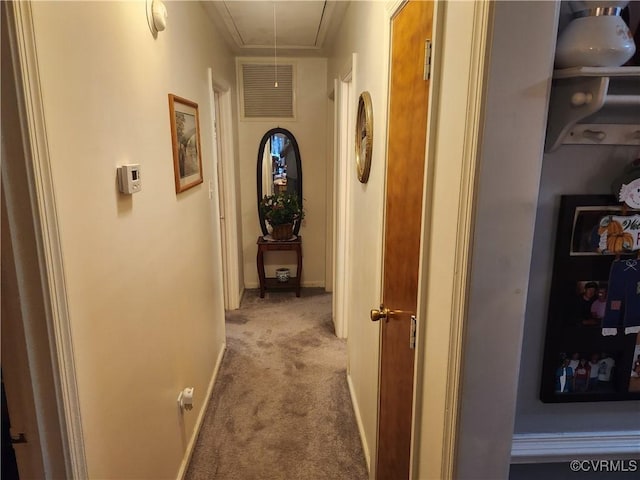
{"left": 296, "top": 244, "right": 302, "bottom": 297}
{"left": 257, "top": 247, "right": 266, "bottom": 298}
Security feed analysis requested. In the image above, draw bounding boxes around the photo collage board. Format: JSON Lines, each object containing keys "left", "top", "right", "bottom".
{"left": 541, "top": 195, "right": 640, "bottom": 402}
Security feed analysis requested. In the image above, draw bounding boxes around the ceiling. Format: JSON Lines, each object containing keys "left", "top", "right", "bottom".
{"left": 201, "top": 1, "right": 349, "bottom": 57}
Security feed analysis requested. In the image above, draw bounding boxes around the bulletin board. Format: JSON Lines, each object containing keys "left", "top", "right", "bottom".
{"left": 540, "top": 195, "right": 640, "bottom": 403}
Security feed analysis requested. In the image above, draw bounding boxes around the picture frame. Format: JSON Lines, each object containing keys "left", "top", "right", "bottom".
{"left": 540, "top": 195, "right": 640, "bottom": 403}
{"left": 168, "top": 94, "right": 203, "bottom": 193}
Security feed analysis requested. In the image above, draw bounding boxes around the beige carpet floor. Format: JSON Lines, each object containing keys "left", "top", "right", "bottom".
{"left": 185, "top": 288, "right": 369, "bottom": 480}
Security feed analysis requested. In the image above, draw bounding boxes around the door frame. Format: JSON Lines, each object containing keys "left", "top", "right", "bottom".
{"left": 2, "top": 148, "right": 49, "bottom": 479}
{"left": 3, "top": 1, "right": 87, "bottom": 476}
{"left": 402, "top": 0, "right": 493, "bottom": 478}
{"left": 332, "top": 57, "right": 355, "bottom": 339}
{"left": 208, "top": 69, "right": 242, "bottom": 310}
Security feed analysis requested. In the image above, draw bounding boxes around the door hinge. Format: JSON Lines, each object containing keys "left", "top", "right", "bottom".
{"left": 10, "top": 431, "right": 27, "bottom": 444}
{"left": 423, "top": 39, "right": 432, "bottom": 81}
{"left": 410, "top": 315, "right": 417, "bottom": 349}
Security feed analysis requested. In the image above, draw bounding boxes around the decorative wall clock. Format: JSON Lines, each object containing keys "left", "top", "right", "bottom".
{"left": 355, "top": 91, "right": 373, "bottom": 183}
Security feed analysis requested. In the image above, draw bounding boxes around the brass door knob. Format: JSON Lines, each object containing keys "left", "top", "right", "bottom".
{"left": 370, "top": 305, "right": 414, "bottom": 322}
{"left": 370, "top": 306, "right": 390, "bottom": 322}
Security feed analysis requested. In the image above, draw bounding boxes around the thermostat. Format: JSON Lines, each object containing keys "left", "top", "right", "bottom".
{"left": 117, "top": 164, "right": 142, "bottom": 194}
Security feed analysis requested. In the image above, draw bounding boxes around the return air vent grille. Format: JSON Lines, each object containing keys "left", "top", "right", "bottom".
{"left": 241, "top": 63, "right": 294, "bottom": 118}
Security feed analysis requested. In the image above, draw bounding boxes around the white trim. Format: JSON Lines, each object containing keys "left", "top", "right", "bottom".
{"left": 386, "top": 0, "right": 406, "bottom": 16}
{"left": 324, "top": 79, "right": 337, "bottom": 292}
{"left": 410, "top": 0, "right": 492, "bottom": 478}
{"left": 333, "top": 77, "right": 346, "bottom": 337}
{"left": 332, "top": 57, "right": 354, "bottom": 340}
{"left": 314, "top": 0, "right": 338, "bottom": 52}
{"left": 511, "top": 431, "right": 640, "bottom": 464}
{"left": 210, "top": 76, "right": 230, "bottom": 93}
{"left": 1, "top": 155, "right": 49, "bottom": 478}
{"left": 408, "top": 0, "right": 434, "bottom": 475}
{"left": 177, "top": 345, "right": 227, "bottom": 479}
{"left": 347, "top": 373, "right": 371, "bottom": 473}
{"left": 344, "top": 53, "right": 355, "bottom": 338}
{"left": 207, "top": 68, "right": 241, "bottom": 310}
{"left": 439, "top": 2, "right": 492, "bottom": 478}
{"left": 237, "top": 286, "right": 245, "bottom": 305}
{"left": 208, "top": 69, "right": 242, "bottom": 310}
{"left": 208, "top": 72, "right": 228, "bottom": 308}
{"left": 8, "top": 2, "right": 87, "bottom": 477}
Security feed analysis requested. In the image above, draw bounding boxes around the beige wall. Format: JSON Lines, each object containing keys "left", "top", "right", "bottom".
{"left": 327, "top": 1, "right": 391, "bottom": 471}
{"left": 238, "top": 57, "right": 328, "bottom": 288}
{"left": 29, "top": 1, "right": 234, "bottom": 477}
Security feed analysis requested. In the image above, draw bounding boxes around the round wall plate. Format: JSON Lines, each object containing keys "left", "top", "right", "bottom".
{"left": 355, "top": 91, "right": 373, "bottom": 183}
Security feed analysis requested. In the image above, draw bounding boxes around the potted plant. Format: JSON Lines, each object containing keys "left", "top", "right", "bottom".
{"left": 259, "top": 192, "right": 304, "bottom": 240}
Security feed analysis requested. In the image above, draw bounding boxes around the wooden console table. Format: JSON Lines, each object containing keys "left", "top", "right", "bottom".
{"left": 256, "top": 235, "right": 302, "bottom": 298}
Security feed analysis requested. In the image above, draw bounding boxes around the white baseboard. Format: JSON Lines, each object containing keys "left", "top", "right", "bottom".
{"left": 511, "top": 431, "right": 640, "bottom": 464}
{"left": 176, "top": 343, "right": 227, "bottom": 479}
{"left": 347, "top": 373, "right": 371, "bottom": 473}
{"left": 231, "top": 286, "right": 244, "bottom": 310}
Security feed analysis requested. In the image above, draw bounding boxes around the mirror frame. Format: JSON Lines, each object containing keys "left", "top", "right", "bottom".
{"left": 355, "top": 91, "right": 373, "bottom": 183}
{"left": 256, "top": 127, "right": 303, "bottom": 236}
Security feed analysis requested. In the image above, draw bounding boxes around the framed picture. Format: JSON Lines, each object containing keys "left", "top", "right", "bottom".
{"left": 570, "top": 205, "right": 625, "bottom": 255}
{"left": 540, "top": 195, "right": 640, "bottom": 402}
{"left": 168, "top": 94, "right": 203, "bottom": 193}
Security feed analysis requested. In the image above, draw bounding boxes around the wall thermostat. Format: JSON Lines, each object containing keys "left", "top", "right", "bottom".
{"left": 117, "top": 164, "right": 142, "bottom": 194}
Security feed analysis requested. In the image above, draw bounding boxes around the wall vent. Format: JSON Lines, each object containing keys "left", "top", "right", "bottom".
{"left": 240, "top": 63, "right": 294, "bottom": 119}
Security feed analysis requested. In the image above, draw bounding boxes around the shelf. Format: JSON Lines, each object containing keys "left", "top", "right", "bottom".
{"left": 545, "top": 67, "right": 640, "bottom": 152}
{"left": 264, "top": 277, "right": 299, "bottom": 290}
{"left": 553, "top": 66, "right": 640, "bottom": 79}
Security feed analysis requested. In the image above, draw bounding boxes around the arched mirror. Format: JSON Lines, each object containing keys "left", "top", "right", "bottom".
{"left": 256, "top": 128, "right": 303, "bottom": 236}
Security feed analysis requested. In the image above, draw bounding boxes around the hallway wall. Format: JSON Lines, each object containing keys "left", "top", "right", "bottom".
{"left": 327, "top": 1, "right": 391, "bottom": 471}
{"left": 238, "top": 57, "right": 328, "bottom": 289}
{"left": 26, "top": 2, "right": 234, "bottom": 477}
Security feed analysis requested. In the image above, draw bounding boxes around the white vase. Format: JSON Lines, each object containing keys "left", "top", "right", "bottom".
{"left": 275, "top": 268, "right": 290, "bottom": 283}
{"left": 555, "top": 1, "right": 636, "bottom": 68}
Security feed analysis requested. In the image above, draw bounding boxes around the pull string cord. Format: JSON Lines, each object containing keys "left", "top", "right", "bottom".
{"left": 273, "top": 2, "right": 278, "bottom": 87}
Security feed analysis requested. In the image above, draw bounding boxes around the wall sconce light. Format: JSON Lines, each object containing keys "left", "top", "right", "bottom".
{"left": 146, "top": 0, "right": 168, "bottom": 37}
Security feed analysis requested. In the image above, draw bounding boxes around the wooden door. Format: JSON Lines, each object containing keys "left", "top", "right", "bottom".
{"left": 376, "top": 1, "right": 433, "bottom": 478}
